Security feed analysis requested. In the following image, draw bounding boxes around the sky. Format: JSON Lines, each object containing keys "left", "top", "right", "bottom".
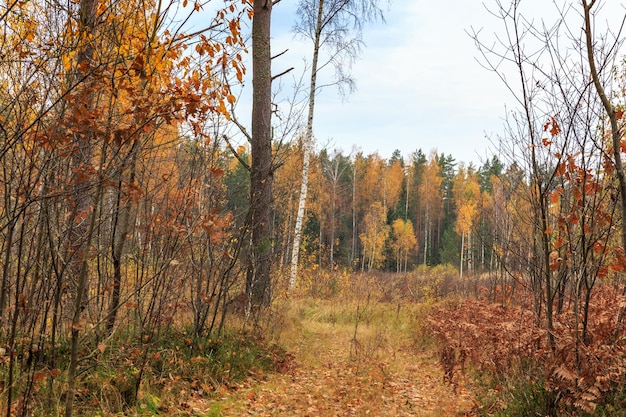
{"left": 267, "top": 0, "right": 516, "bottom": 165}
{"left": 193, "top": 0, "right": 626, "bottom": 165}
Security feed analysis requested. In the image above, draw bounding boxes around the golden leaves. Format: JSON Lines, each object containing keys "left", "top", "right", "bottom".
{"left": 62, "top": 52, "right": 75, "bottom": 72}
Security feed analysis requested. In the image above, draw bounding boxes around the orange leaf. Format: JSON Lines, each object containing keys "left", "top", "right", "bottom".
{"left": 549, "top": 190, "right": 561, "bottom": 204}
{"left": 616, "top": 109, "right": 624, "bottom": 120}
{"left": 33, "top": 370, "right": 46, "bottom": 384}
{"left": 593, "top": 241, "right": 605, "bottom": 254}
{"left": 584, "top": 182, "right": 595, "bottom": 194}
{"left": 549, "top": 259, "right": 561, "bottom": 271}
{"left": 554, "top": 237, "right": 566, "bottom": 249}
{"left": 573, "top": 187, "right": 582, "bottom": 202}
{"left": 551, "top": 117, "right": 561, "bottom": 136}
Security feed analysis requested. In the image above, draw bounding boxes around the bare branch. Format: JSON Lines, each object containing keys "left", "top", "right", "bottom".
{"left": 229, "top": 104, "right": 252, "bottom": 142}
{"left": 223, "top": 135, "right": 250, "bottom": 171}
{"left": 271, "top": 67, "right": 295, "bottom": 81}
{"left": 271, "top": 49, "right": 289, "bottom": 60}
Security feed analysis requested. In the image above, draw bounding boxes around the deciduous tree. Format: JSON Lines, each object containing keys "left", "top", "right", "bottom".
{"left": 392, "top": 218, "right": 417, "bottom": 273}
{"left": 360, "top": 201, "right": 389, "bottom": 271}
{"left": 453, "top": 165, "right": 480, "bottom": 278}
{"left": 289, "top": 0, "right": 386, "bottom": 290}
{"left": 418, "top": 152, "right": 443, "bottom": 265}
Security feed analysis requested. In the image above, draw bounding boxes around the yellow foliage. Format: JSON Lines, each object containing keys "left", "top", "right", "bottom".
{"left": 359, "top": 202, "right": 389, "bottom": 270}
{"left": 453, "top": 166, "right": 481, "bottom": 234}
{"left": 384, "top": 160, "right": 404, "bottom": 210}
{"left": 392, "top": 218, "right": 417, "bottom": 271}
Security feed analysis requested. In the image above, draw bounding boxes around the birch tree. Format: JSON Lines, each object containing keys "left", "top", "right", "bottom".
{"left": 392, "top": 218, "right": 417, "bottom": 273}
{"left": 582, "top": 0, "right": 626, "bottom": 339}
{"left": 453, "top": 166, "right": 480, "bottom": 278}
{"left": 418, "top": 152, "right": 443, "bottom": 266}
{"left": 289, "top": 0, "right": 385, "bottom": 290}
{"left": 360, "top": 201, "right": 388, "bottom": 271}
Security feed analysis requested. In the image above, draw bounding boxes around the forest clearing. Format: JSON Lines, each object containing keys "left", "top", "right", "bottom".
{"left": 5, "top": 0, "right": 626, "bottom": 416}
{"left": 200, "top": 290, "right": 475, "bottom": 417}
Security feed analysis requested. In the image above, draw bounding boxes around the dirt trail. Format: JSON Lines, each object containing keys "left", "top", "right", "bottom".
{"left": 193, "top": 312, "right": 475, "bottom": 416}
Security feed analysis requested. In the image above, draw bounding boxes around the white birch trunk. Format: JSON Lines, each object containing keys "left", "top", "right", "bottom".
{"left": 460, "top": 230, "right": 465, "bottom": 279}
{"left": 289, "top": 0, "right": 324, "bottom": 291}
{"left": 289, "top": 140, "right": 311, "bottom": 290}
{"left": 423, "top": 209, "right": 429, "bottom": 265}
{"left": 352, "top": 164, "right": 357, "bottom": 263}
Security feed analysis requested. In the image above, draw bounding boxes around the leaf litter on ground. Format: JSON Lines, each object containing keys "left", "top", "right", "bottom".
{"left": 188, "top": 300, "right": 475, "bottom": 416}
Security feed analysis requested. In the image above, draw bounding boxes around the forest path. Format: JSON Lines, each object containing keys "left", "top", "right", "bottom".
{"left": 194, "top": 300, "right": 476, "bottom": 416}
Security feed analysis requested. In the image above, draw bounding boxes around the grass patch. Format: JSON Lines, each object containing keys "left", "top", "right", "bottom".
{"left": 1, "top": 329, "right": 283, "bottom": 416}
{"left": 263, "top": 293, "right": 435, "bottom": 372}
{"left": 472, "top": 373, "right": 558, "bottom": 417}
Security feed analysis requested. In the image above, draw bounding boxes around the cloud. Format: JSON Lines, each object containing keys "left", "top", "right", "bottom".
{"left": 303, "top": 0, "right": 511, "bottom": 162}
{"left": 205, "top": 0, "right": 626, "bottom": 165}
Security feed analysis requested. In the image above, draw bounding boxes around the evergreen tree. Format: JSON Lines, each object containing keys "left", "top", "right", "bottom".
{"left": 437, "top": 153, "right": 457, "bottom": 265}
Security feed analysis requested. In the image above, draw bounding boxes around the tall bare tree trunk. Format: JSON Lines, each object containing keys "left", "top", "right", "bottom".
{"left": 582, "top": 1, "right": 626, "bottom": 339}
{"left": 248, "top": 0, "right": 273, "bottom": 310}
{"left": 289, "top": 138, "right": 311, "bottom": 290}
{"left": 106, "top": 144, "right": 139, "bottom": 333}
{"left": 65, "top": 0, "right": 98, "bottom": 414}
{"left": 329, "top": 182, "right": 336, "bottom": 269}
{"left": 352, "top": 162, "right": 357, "bottom": 263}
{"left": 289, "top": 0, "right": 324, "bottom": 291}
{"left": 423, "top": 209, "right": 429, "bottom": 265}
{"left": 460, "top": 230, "right": 465, "bottom": 279}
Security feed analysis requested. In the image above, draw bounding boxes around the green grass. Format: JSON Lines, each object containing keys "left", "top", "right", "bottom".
{"left": 474, "top": 377, "right": 557, "bottom": 417}
{"left": 0, "top": 328, "right": 282, "bottom": 416}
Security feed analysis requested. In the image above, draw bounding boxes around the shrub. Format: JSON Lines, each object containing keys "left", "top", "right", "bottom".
{"left": 427, "top": 286, "right": 626, "bottom": 414}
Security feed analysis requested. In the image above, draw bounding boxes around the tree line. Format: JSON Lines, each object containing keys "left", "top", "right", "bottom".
{"left": 257, "top": 146, "right": 507, "bottom": 278}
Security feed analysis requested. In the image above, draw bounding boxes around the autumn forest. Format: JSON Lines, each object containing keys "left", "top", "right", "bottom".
{"left": 3, "top": 0, "right": 626, "bottom": 415}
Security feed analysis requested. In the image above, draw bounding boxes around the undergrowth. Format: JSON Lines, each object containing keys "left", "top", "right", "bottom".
{"left": 427, "top": 286, "right": 626, "bottom": 416}
{"left": 3, "top": 269, "right": 443, "bottom": 416}
{"left": 1, "top": 329, "right": 287, "bottom": 416}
